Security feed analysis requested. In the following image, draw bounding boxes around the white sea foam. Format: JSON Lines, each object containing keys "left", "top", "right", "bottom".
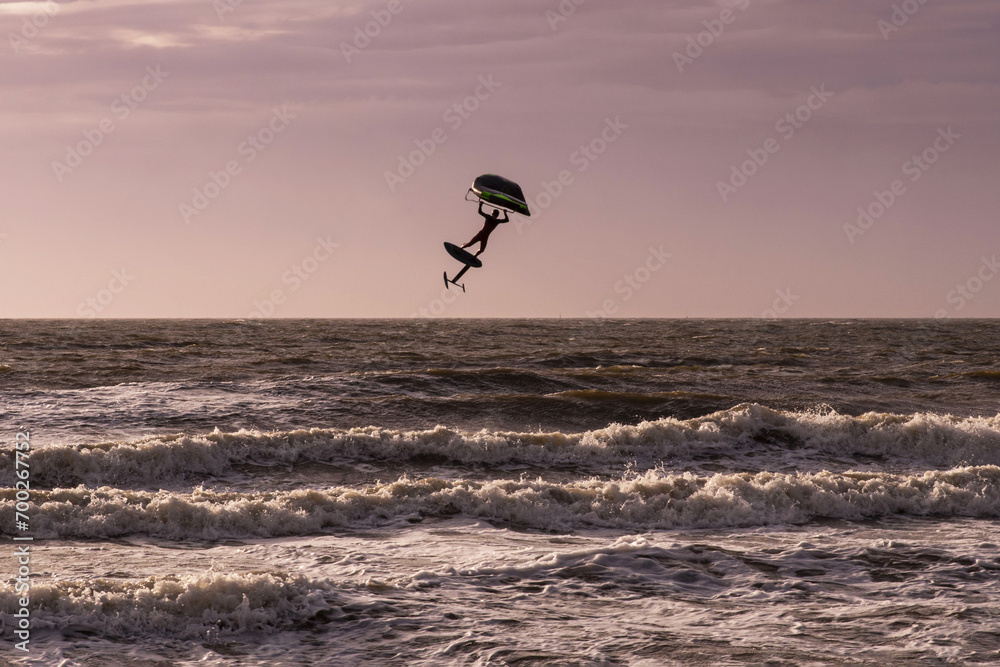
{"left": 0, "top": 571, "right": 336, "bottom": 639}
{"left": 6, "top": 466, "right": 999, "bottom": 539}
{"left": 5, "top": 405, "right": 1000, "bottom": 487}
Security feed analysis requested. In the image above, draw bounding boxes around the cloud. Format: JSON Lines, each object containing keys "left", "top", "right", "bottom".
{"left": 2, "top": 0, "right": 998, "bottom": 316}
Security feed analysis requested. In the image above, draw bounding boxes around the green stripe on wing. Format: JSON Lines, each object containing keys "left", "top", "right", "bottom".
{"left": 478, "top": 191, "right": 531, "bottom": 216}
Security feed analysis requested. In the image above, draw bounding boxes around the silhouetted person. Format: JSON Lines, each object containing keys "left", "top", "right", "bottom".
{"left": 462, "top": 203, "right": 508, "bottom": 256}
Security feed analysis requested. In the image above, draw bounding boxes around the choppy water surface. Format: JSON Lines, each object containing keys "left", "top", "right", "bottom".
{"left": 1, "top": 319, "right": 999, "bottom": 665}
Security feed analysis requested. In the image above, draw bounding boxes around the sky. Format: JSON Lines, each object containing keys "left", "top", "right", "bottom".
{"left": 1, "top": 0, "right": 998, "bottom": 318}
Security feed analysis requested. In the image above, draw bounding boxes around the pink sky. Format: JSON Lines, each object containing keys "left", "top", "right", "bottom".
{"left": 2, "top": 0, "right": 998, "bottom": 318}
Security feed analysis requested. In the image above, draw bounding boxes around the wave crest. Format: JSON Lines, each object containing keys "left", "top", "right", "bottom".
{"left": 5, "top": 466, "right": 999, "bottom": 538}
{"left": 0, "top": 571, "right": 338, "bottom": 639}
{"left": 4, "top": 406, "right": 1000, "bottom": 487}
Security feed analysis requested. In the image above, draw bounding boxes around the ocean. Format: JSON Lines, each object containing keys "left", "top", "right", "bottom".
{"left": 1, "top": 319, "right": 999, "bottom": 666}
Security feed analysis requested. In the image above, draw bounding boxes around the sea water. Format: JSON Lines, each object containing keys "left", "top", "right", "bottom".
{"left": 1, "top": 319, "right": 998, "bottom": 665}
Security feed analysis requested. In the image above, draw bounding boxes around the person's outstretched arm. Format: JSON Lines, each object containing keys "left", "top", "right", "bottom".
{"left": 499, "top": 211, "right": 509, "bottom": 223}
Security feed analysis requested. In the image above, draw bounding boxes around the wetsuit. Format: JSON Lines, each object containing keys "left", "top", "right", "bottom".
{"left": 462, "top": 207, "right": 508, "bottom": 255}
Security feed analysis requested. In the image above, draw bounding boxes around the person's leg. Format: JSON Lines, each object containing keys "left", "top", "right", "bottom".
{"left": 474, "top": 236, "right": 488, "bottom": 256}
{"left": 462, "top": 230, "right": 487, "bottom": 250}
{"left": 461, "top": 232, "right": 482, "bottom": 249}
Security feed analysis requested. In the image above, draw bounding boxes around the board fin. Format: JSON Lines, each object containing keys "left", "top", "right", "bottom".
{"left": 443, "top": 271, "right": 466, "bottom": 292}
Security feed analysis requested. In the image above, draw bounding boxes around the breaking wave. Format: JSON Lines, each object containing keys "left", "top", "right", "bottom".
{"left": 0, "top": 572, "right": 346, "bottom": 640}
{"left": 5, "top": 466, "right": 999, "bottom": 539}
{"left": 4, "top": 405, "right": 1000, "bottom": 487}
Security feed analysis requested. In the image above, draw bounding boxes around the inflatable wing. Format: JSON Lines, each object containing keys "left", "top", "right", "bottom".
{"left": 467, "top": 174, "right": 531, "bottom": 217}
